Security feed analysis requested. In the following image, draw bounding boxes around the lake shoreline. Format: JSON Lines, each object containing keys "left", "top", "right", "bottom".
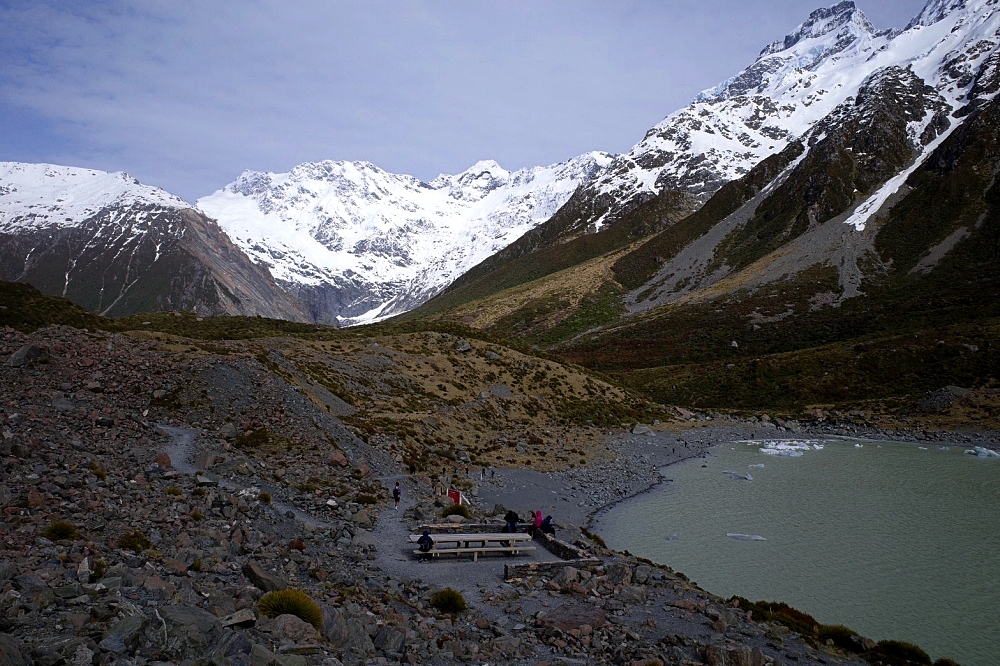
{"left": 476, "top": 417, "right": 1000, "bottom": 541}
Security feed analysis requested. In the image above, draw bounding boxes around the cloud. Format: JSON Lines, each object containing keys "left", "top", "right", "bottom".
{"left": 0, "top": 0, "right": 928, "bottom": 201}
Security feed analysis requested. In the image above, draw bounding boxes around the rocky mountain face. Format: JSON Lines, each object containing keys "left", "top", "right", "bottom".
{"left": 426, "top": 0, "right": 1000, "bottom": 314}
{"left": 196, "top": 154, "right": 612, "bottom": 326}
{"left": 0, "top": 163, "right": 310, "bottom": 321}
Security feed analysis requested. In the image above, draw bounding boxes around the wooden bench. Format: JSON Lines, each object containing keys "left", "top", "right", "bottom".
{"left": 409, "top": 532, "right": 535, "bottom": 561}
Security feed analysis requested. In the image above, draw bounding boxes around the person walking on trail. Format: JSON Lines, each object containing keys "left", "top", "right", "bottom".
{"left": 392, "top": 482, "right": 401, "bottom": 510}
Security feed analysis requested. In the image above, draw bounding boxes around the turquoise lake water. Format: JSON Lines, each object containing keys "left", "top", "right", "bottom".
{"left": 595, "top": 438, "right": 1000, "bottom": 666}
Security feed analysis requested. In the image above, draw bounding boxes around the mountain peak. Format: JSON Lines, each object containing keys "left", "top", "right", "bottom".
{"left": 907, "top": 0, "right": 970, "bottom": 29}
{"left": 758, "top": 1, "right": 875, "bottom": 59}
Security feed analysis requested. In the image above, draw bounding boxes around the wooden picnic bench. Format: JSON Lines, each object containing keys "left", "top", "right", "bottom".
{"left": 409, "top": 532, "right": 535, "bottom": 561}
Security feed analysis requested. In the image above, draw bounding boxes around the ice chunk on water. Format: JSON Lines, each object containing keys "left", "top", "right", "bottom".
{"left": 965, "top": 446, "right": 1000, "bottom": 458}
{"left": 743, "top": 439, "right": 822, "bottom": 456}
{"left": 727, "top": 533, "right": 767, "bottom": 541}
{"left": 665, "top": 532, "right": 679, "bottom": 541}
{"left": 724, "top": 469, "right": 755, "bottom": 479}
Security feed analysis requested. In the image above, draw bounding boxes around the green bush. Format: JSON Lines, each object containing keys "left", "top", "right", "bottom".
{"left": 440, "top": 504, "right": 470, "bottom": 519}
{"left": 257, "top": 589, "right": 323, "bottom": 629}
{"left": 430, "top": 588, "right": 466, "bottom": 613}
{"left": 818, "top": 624, "right": 860, "bottom": 651}
{"left": 117, "top": 530, "right": 152, "bottom": 553}
{"left": 42, "top": 520, "right": 79, "bottom": 541}
{"left": 871, "top": 640, "right": 931, "bottom": 665}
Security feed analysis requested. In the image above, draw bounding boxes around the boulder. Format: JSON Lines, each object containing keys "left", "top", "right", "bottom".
{"left": 352, "top": 529, "right": 377, "bottom": 548}
{"left": 262, "top": 614, "right": 317, "bottom": 643}
{"left": 5, "top": 345, "right": 40, "bottom": 368}
{"left": 536, "top": 604, "right": 607, "bottom": 632}
{"left": 632, "top": 423, "right": 652, "bottom": 436}
{"left": 632, "top": 564, "right": 653, "bottom": 584}
{"left": 342, "top": 619, "right": 375, "bottom": 656}
{"left": 0, "top": 635, "right": 29, "bottom": 666}
{"left": 455, "top": 339, "right": 473, "bottom": 353}
{"left": 617, "top": 585, "right": 647, "bottom": 604}
{"left": 321, "top": 606, "right": 348, "bottom": 646}
{"left": 99, "top": 615, "right": 147, "bottom": 654}
{"left": 605, "top": 562, "right": 632, "bottom": 586}
{"left": 372, "top": 626, "right": 405, "bottom": 652}
{"left": 242, "top": 561, "right": 288, "bottom": 592}
{"left": 550, "top": 566, "right": 579, "bottom": 588}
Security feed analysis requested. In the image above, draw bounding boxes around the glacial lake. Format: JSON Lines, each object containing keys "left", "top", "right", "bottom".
{"left": 595, "top": 437, "right": 1000, "bottom": 666}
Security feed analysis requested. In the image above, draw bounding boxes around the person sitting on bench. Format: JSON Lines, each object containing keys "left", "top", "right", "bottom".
{"left": 503, "top": 510, "right": 520, "bottom": 533}
{"left": 417, "top": 530, "right": 434, "bottom": 559}
{"left": 540, "top": 515, "right": 555, "bottom": 535}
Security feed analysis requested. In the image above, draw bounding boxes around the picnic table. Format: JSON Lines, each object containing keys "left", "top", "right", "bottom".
{"left": 409, "top": 532, "right": 535, "bottom": 561}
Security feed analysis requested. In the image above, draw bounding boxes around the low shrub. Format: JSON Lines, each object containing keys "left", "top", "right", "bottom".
{"left": 165, "top": 486, "right": 182, "bottom": 496}
{"left": 730, "top": 598, "right": 818, "bottom": 636}
{"left": 932, "top": 659, "right": 961, "bottom": 666}
{"left": 258, "top": 491, "right": 272, "bottom": 504}
{"left": 430, "top": 588, "right": 466, "bottom": 613}
{"left": 190, "top": 559, "right": 202, "bottom": 573}
{"left": 818, "top": 624, "right": 861, "bottom": 652}
{"left": 117, "top": 530, "right": 152, "bottom": 553}
{"left": 90, "top": 466, "right": 107, "bottom": 481}
{"left": 440, "top": 504, "right": 470, "bottom": 519}
{"left": 257, "top": 588, "right": 323, "bottom": 629}
{"left": 871, "top": 640, "right": 931, "bottom": 666}
{"left": 42, "top": 520, "right": 79, "bottom": 541}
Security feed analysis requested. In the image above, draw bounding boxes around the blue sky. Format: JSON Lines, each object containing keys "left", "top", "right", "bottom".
{"left": 0, "top": 1, "right": 927, "bottom": 202}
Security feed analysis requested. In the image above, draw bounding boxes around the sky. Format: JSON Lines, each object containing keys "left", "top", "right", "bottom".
{"left": 0, "top": 0, "right": 928, "bottom": 203}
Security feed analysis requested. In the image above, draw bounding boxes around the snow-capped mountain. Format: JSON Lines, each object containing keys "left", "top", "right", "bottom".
{"left": 0, "top": 163, "right": 309, "bottom": 320}
{"left": 196, "top": 153, "right": 612, "bottom": 325}
{"left": 565, "top": 0, "right": 1000, "bottom": 233}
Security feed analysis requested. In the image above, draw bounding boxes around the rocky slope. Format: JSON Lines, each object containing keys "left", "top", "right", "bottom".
{"left": 0, "top": 164, "right": 310, "bottom": 321}
{"left": 426, "top": 0, "right": 1000, "bottom": 313}
{"left": 0, "top": 318, "right": 912, "bottom": 666}
{"left": 196, "top": 154, "right": 613, "bottom": 326}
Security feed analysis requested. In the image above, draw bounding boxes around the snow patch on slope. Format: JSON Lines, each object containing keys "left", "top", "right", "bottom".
{"left": 0, "top": 162, "right": 189, "bottom": 231}
{"left": 197, "top": 153, "right": 612, "bottom": 325}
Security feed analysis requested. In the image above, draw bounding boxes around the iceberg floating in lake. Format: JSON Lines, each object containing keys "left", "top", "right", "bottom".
{"left": 722, "top": 470, "right": 753, "bottom": 481}
{"left": 749, "top": 463, "right": 765, "bottom": 468}
{"left": 965, "top": 446, "right": 1000, "bottom": 458}
{"left": 743, "top": 439, "right": 823, "bottom": 457}
{"left": 665, "top": 532, "right": 679, "bottom": 541}
{"left": 727, "top": 533, "right": 767, "bottom": 541}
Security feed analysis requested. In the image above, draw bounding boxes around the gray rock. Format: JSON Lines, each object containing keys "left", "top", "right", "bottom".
{"left": 372, "top": 626, "right": 405, "bottom": 652}
{"left": 6, "top": 345, "right": 40, "bottom": 368}
{"left": 632, "top": 564, "right": 652, "bottom": 584}
{"left": 0, "top": 635, "right": 29, "bottom": 666}
{"left": 321, "top": 606, "right": 348, "bottom": 646}
{"left": 537, "top": 604, "right": 607, "bottom": 631}
{"left": 221, "top": 608, "right": 257, "bottom": 628}
{"left": 219, "top": 423, "right": 238, "bottom": 438}
{"left": 343, "top": 619, "right": 375, "bottom": 655}
{"left": 352, "top": 529, "right": 377, "bottom": 548}
{"left": 550, "top": 566, "right": 579, "bottom": 588}
{"left": 455, "top": 339, "right": 472, "bottom": 353}
{"left": 605, "top": 562, "right": 632, "bottom": 586}
{"left": 242, "top": 561, "right": 288, "bottom": 592}
{"left": 99, "top": 615, "right": 147, "bottom": 654}
{"left": 158, "top": 604, "right": 223, "bottom": 656}
{"left": 617, "top": 585, "right": 646, "bottom": 604}
{"left": 632, "top": 424, "right": 652, "bottom": 436}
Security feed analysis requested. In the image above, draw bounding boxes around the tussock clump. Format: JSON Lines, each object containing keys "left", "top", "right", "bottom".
{"left": 257, "top": 589, "right": 322, "bottom": 629}
{"left": 430, "top": 588, "right": 466, "bottom": 613}
{"left": 817, "top": 624, "right": 861, "bottom": 651}
{"left": 440, "top": 503, "right": 470, "bottom": 519}
{"left": 872, "top": 639, "right": 931, "bottom": 665}
{"left": 117, "top": 530, "right": 152, "bottom": 553}
{"left": 165, "top": 486, "right": 182, "bottom": 496}
{"left": 258, "top": 491, "right": 272, "bottom": 504}
{"left": 42, "top": 520, "right": 79, "bottom": 541}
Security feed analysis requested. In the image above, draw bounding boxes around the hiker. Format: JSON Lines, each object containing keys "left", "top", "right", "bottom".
{"left": 417, "top": 529, "right": 433, "bottom": 560}
{"left": 503, "top": 509, "right": 519, "bottom": 533}
{"left": 540, "top": 515, "right": 555, "bottom": 535}
{"left": 392, "top": 482, "right": 401, "bottom": 510}
{"left": 528, "top": 510, "right": 543, "bottom": 535}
